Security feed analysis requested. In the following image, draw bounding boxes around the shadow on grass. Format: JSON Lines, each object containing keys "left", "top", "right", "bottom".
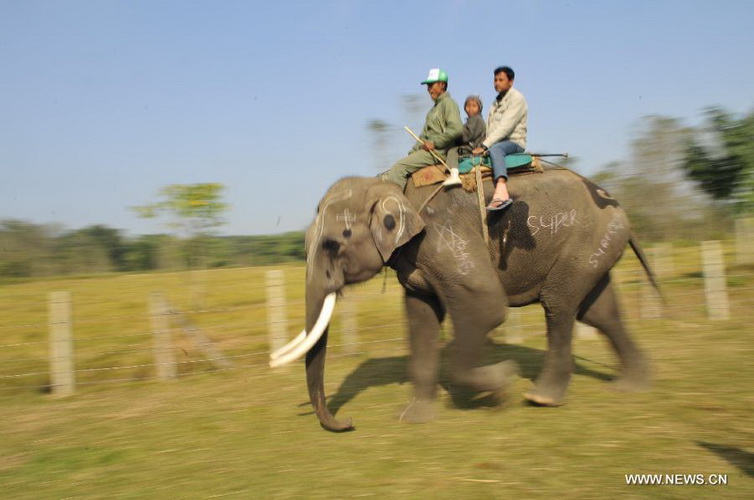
{"left": 697, "top": 441, "right": 754, "bottom": 478}
{"left": 316, "top": 343, "right": 616, "bottom": 418}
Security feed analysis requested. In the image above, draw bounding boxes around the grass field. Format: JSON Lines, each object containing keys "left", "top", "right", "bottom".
{"left": 1, "top": 243, "right": 753, "bottom": 498}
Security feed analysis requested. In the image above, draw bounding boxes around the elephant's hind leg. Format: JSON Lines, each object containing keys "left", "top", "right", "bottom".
{"left": 400, "top": 290, "right": 444, "bottom": 423}
{"left": 578, "top": 273, "right": 650, "bottom": 391}
{"left": 524, "top": 302, "right": 576, "bottom": 407}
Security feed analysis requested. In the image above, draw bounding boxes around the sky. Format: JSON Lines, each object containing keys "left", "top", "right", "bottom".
{"left": 2, "top": 0, "right": 753, "bottom": 236}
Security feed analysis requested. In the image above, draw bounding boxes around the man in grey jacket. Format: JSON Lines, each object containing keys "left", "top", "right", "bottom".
{"left": 472, "top": 66, "right": 528, "bottom": 211}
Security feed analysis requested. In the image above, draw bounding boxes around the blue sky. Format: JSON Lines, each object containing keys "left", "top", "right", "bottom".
{"left": 2, "top": 0, "right": 752, "bottom": 236}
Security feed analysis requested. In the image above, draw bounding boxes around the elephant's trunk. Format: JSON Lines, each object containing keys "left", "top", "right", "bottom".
{"left": 304, "top": 289, "right": 354, "bottom": 432}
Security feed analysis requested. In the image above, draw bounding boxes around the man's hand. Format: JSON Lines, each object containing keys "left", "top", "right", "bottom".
{"left": 472, "top": 146, "right": 486, "bottom": 155}
{"left": 422, "top": 141, "right": 436, "bottom": 152}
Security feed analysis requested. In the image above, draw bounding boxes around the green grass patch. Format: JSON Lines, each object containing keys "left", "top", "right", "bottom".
{"left": 1, "top": 249, "right": 753, "bottom": 497}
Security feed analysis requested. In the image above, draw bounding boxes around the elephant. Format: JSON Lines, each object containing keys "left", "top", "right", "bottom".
{"left": 271, "top": 165, "right": 656, "bottom": 432}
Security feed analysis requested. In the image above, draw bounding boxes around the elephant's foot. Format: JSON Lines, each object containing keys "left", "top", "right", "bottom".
{"left": 398, "top": 398, "right": 436, "bottom": 424}
{"left": 451, "top": 360, "right": 520, "bottom": 393}
{"left": 610, "top": 367, "right": 651, "bottom": 392}
{"left": 610, "top": 353, "right": 651, "bottom": 392}
{"left": 446, "top": 360, "right": 519, "bottom": 409}
{"left": 524, "top": 372, "right": 570, "bottom": 407}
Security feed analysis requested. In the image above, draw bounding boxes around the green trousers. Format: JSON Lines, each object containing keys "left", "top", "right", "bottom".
{"left": 380, "top": 149, "right": 447, "bottom": 190}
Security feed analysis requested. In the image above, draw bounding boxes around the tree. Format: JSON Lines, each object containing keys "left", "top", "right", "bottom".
{"left": 367, "top": 93, "right": 428, "bottom": 173}
{"left": 78, "top": 225, "right": 127, "bottom": 270}
{"left": 590, "top": 115, "right": 732, "bottom": 242}
{"left": 55, "top": 230, "right": 111, "bottom": 274}
{"left": 401, "top": 94, "right": 426, "bottom": 133}
{"left": 133, "top": 183, "right": 228, "bottom": 238}
{"left": 133, "top": 183, "right": 229, "bottom": 307}
{"left": 682, "top": 107, "right": 754, "bottom": 214}
{"left": 122, "top": 235, "right": 163, "bottom": 271}
{"left": 623, "top": 115, "right": 707, "bottom": 240}
{"left": 0, "top": 220, "right": 58, "bottom": 277}
{"left": 367, "top": 119, "right": 392, "bottom": 173}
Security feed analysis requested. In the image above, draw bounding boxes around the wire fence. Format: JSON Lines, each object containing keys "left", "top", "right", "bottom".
{"left": 0, "top": 239, "right": 752, "bottom": 395}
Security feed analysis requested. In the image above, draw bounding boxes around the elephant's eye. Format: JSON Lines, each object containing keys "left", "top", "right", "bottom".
{"left": 322, "top": 238, "right": 341, "bottom": 255}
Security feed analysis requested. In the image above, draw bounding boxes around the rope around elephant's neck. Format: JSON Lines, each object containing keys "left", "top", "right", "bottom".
{"left": 475, "top": 166, "right": 490, "bottom": 244}
{"left": 417, "top": 184, "right": 445, "bottom": 213}
{"left": 415, "top": 168, "right": 489, "bottom": 245}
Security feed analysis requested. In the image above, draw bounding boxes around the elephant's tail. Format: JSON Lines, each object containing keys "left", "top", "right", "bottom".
{"left": 628, "top": 232, "right": 665, "bottom": 304}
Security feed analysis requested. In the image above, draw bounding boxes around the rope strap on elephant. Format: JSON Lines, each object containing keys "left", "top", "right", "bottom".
{"left": 475, "top": 166, "right": 490, "bottom": 244}
{"left": 414, "top": 166, "right": 490, "bottom": 245}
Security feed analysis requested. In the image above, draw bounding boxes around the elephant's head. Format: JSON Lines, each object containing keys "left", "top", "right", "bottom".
{"left": 270, "top": 177, "right": 425, "bottom": 431}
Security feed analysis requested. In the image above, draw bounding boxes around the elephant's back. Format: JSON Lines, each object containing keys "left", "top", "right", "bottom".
{"left": 510, "top": 166, "right": 588, "bottom": 195}
{"left": 509, "top": 167, "right": 622, "bottom": 213}
{"left": 494, "top": 167, "right": 630, "bottom": 296}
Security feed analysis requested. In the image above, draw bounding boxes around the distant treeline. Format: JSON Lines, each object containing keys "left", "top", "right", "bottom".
{"left": 4, "top": 108, "right": 752, "bottom": 280}
{"left": 0, "top": 220, "right": 305, "bottom": 279}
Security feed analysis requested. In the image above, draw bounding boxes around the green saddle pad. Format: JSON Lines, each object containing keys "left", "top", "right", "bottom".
{"left": 506, "top": 153, "right": 533, "bottom": 169}
{"left": 458, "top": 155, "right": 490, "bottom": 174}
{"left": 457, "top": 153, "right": 532, "bottom": 174}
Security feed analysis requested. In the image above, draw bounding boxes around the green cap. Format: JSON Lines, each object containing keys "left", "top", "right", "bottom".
{"left": 421, "top": 68, "right": 448, "bottom": 85}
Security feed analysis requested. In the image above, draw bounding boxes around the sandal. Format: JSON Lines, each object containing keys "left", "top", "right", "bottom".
{"left": 486, "top": 198, "right": 513, "bottom": 211}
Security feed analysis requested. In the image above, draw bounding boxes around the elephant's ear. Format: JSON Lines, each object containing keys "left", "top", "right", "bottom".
{"left": 367, "top": 186, "right": 425, "bottom": 262}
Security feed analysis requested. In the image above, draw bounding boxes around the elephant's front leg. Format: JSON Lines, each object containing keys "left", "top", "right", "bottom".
{"left": 446, "top": 293, "right": 518, "bottom": 394}
{"left": 399, "top": 290, "right": 444, "bottom": 423}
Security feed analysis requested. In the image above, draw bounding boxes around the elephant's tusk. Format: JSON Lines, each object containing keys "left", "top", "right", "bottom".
{"left": 269, "top": 292, "right": 337, "bottom": 368}
{"left": 270, "top": 329, "right": 307, "bottom": 361}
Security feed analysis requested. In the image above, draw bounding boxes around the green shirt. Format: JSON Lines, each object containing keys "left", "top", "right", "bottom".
{"left": 416, "top": 92, "right": 463, "bottom": 151}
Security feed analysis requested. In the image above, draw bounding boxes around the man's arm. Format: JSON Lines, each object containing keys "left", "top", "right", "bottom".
{"left": 432, "top": 99, "right": 463, "bottom": 150}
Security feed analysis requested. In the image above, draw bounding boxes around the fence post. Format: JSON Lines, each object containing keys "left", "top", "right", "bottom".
{"left": 654, "top": 242, "right": 674, "bottom": 278}
{"left": 150, "top": 292, "right": 177, "bottom": 379}
{"left": 641, "top": 246, "right": 664, "bottom": 319}
{"left": 735, "top": 218, "right": 754, "bottom": 266}
{"left": 505, "top": 309, "right": 524, "bottom": 344}
{"left": 49, "top": 291, "right": 75, "bottom": 396}
{"left": 266, "top": 270, "right": 288, "bottom": 353}
{"left": 171, "top": 309, "right": 232, "bottom": 369}
{"left": 702, "top": 241, "right": 730, "bottom": 321}
{"left": 576, "top": 321, "right": 598, "bottom": 339}
{"left": 189, "top": 268, "right": 207, "bottom": 311}
{"left": 339, "top": 294, "right": 358, "bottom": 355}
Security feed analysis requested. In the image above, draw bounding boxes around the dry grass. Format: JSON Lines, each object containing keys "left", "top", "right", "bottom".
{"left": 0, "top": 244, "right": 753, "bottom": 498}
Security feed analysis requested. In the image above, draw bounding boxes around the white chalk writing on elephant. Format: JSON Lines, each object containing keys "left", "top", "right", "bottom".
{"left": 336, "top": 209, "right": 355, "bottom": 230}
{"left": 433, "top": 220, "right": 475, "bottom": 275}
{"left": 528, "top": 209, "right": 578, "bottom": 236}
{"left": 589, "top": 213, "right": 625, "bottom": 268}
{"left": 380, "top": 196, "right": 407, "bottom": 245}
{"left": 307, "top": 189, "right": 353, "bottom": 279}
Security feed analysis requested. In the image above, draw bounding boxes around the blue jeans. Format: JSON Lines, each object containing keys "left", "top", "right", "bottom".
{"left": 488, "top": 140, "right": 524, "bottom": 180}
